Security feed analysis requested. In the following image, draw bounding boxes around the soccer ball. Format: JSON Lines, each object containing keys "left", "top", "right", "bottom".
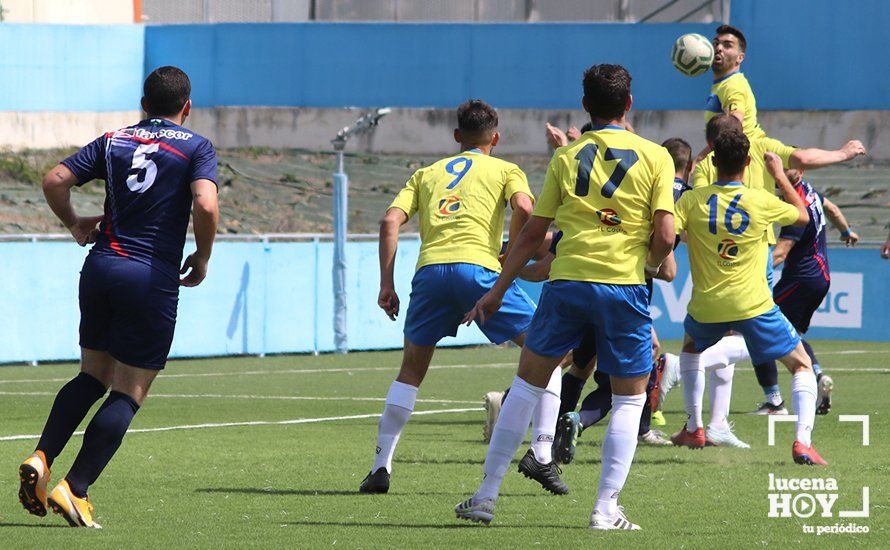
{"left": 671, "top": 33, "right": 714, "bottom": 77}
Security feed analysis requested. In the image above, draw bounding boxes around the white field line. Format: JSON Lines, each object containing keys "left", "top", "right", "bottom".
{"left": 0, "top": 362, "right": 517, "bottom": 386}
{"left": 0, "top": 407, "right": 482, "bottom": 442}
{"left": 0, "top": 391, "right": 478, "bottom": 405}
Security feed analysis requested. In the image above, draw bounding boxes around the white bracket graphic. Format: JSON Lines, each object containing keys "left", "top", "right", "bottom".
{"left": 838, "top": 415, "right": 870, "bottom": 446}
{"left": 767, "top": 415, "right": 798, "bottom": 446}
{"left": 839, "top": 487, "right": 870, "bottom": 518}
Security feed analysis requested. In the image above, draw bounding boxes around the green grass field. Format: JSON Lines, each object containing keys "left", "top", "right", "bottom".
{"left": 1, "top": 341, "right": 887, "bottom": 547}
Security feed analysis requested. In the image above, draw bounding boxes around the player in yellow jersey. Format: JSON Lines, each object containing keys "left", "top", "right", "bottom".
{"left": 672, "top": 128, "right": 827, "bottom": 466}
{"left": 693, "top": 114, "right": 865, "bottom": 413}
{"left": 455, "top": 64, "right": 675, "bottom": 530}
{"left": 359, "top": 99, "right": 542, "bottom": 494}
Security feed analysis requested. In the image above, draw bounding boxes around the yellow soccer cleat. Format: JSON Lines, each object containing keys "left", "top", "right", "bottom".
{"left": 48, "top": 480, "right": 102, "bottom": 528}
{"left": 650, "top": 410, "right": 666, "bottom": 427}
{"left": 19, "top": 450, "right": 50, "bottom": 517}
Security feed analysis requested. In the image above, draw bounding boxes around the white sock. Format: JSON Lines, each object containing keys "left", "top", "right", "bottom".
{"left": 791, "top": 370, "right": 818, "bottom": 446}
{"left": 594, "top": 393, "right": 646, "bottom": 517}
{"left": 707, "top": 364, "right": 735, "bottom": 431}
{"left": 699, "top": 335, "right": 749, "bottom": 370}
{"left": 372, "top": 381, "right": 418, "bottom": 473}
{"left": 530, "top": 367, "right": 561, "bottom": 464}
{"left": 475, "top": 376, "right": 544, "bottom": 502}
{"left": 680, "top": 352, "right": 704, "bottom": 431}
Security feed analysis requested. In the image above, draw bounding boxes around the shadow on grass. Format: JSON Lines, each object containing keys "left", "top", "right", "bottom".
{"left": 0, "top": 521, "right": 70, "bottom": 529}
{"left": 196, "top": 488, "right": 548, "bottom": 498}
{"left": 279, "top": 520, "right": 580, "bottom": 530}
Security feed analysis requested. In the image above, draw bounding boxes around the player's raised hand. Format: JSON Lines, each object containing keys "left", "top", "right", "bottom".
{"left": 462, "top": 290, "right": 503, "bottom": 327}
{"left": 763, "top": 151, "right": 785, "bottom": 177}
{"left": 179, "top": 252, "right": 209, "bottom": 287}
{"left": 378, "top": 286, "right": 400, "bottom": 321}
{"left": 67, "top": 215, "right": 103, "bottom": 247}
{"left": 545, "top": 123, "right": 569, "bottom": 149}
{"left": 841, "top": 140, "right": 867, "bottom": 159}
{"left": 566, "top": 126, "right": 581, "bottom": 142}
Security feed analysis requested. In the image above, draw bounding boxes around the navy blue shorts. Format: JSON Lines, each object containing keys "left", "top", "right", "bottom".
{"left": 79, "top": 253, "right": 179, "bottom": 370}
{"left": 685, "top": 306, "right": 800, "bottom": 365}
{"left": 404, "top": 263, "right": 535, "bottom": 346}
{"left": 773, "top": 277, "right": 829, "bottom": 334}
{"left": 525, "top": 281, "right": 652, "bottom": 378}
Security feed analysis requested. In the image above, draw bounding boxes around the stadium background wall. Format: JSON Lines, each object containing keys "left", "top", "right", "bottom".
{"left": 1, "top": 2, "right": 890, "bottom": 155}
{"left": 2, "top": 240, "right": 887, "bottom": 364}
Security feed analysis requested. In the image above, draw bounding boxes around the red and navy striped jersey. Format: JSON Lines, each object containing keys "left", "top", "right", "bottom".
{"left": 778, "top": 180, "right": 829, "bottom": 282}
{"left": 62, "top": 118, "right": 217, "bottom": 271}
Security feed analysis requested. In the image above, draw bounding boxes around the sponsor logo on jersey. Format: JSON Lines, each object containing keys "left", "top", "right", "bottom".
{"left": 717, "top": 238, "right": 739, "bottom": 259}
{"left": 596, "top": 208, "right": 622, "bottom": 226}
{"left": 117, "top": 127, "right": 194, "bottom": 141}
{"left": 437, "top": 195, "right": 462, "bottom": 216}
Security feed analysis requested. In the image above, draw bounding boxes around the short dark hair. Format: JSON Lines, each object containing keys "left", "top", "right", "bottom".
{"left": 456, "top": 99, "right": 498, "bottom": 145}
{"left": 582, "top": 64, "right": 631, "bottom": 120}
{"left": 715, "top": 24, "right": 747, "bottom": 52}
{"left": 143, "top": 66, "right": 191, "bottom": 117}
{"left": 713, "top": 129, "right": 750, "bottom": 176}
{"left": 662, "top": 138, "right": 692, "bottom": 174}
{"left": 705, "top": 113, "right": 743, "bottom": 144}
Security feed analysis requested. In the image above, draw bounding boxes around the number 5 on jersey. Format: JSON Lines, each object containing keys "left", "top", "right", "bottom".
{"left": 127, "top": 142, "right": 159, "bottom": 193}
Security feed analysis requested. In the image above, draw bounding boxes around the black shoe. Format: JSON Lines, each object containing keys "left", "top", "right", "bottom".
{"left": 517, "top": 449, "right": 569, "bottom": 495}
{"left": 359, "top": 468, "right": 390, "bottom": 494}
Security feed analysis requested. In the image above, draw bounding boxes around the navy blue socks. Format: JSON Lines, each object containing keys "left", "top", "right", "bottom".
{"left": 36, "top": 372, "right": 107, "bottom": 467}
{"left": 66, "top": 391, "right": 140, "bottom": 498}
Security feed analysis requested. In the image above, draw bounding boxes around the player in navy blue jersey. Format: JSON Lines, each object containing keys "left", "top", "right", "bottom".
{"left": 771, "top": 169, "right": 858, "bottom": 414}
{"left": 18, "top": 66, "right": 219, "bottom": 528}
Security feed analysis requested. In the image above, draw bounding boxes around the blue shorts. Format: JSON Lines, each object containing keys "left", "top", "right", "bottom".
{"left": 79, "top": 253, "right": 179, "bottom": 370}
{"left": 525, "top": 281, "right": 652, "bottom": 378}
{"left": 403, "top": 263, "right": 535, "bottom": 346}
{"left": 684, "top": 306, "right": 800, "bottom": 365}
{"left": 774, "top": 277, "right": 829, "bottom": 334}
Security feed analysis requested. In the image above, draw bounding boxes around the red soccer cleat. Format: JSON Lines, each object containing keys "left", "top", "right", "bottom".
{"left": 792, "top": 441, "right": 828, "bottom": 466}
{"left": 671, "top": 426, "right": 705, "bottom": 449}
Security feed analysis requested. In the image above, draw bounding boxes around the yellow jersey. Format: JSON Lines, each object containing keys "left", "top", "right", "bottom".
{"left": 705, "top": 72, "right": 766, "bottom": 141}
{"left": 389, "top": 150, "right": 532, "bottom": 272}
{"left": 675, "top": 181, "right": 800, "bottom": 322}
{"left": 534, "top": 125, "right": 675, "bottom": 284}
{"left": 691, "top": 136, "right": 797, "bottom": 244}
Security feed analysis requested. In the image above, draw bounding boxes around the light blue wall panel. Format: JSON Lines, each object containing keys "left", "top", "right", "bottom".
{"left": 0, "top": 25, "right": 144, "bottom": 112}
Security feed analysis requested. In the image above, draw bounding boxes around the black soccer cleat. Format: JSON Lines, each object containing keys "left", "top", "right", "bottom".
{"left": 517, "top": 449, "right": 569, "bottom": 495}
{"left": 359, "top": 468, "right": 390, "bottom": 494}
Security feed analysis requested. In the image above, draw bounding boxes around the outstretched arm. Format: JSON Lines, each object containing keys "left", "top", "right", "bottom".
{"left": 378, "top": 208, "right": 408, "bottom": 320}
{"left": 789, "top": 140, "right": 867, "bottom": 169}
{"left": 822, "top": 198, "right": 858, "bottom": 246}
{"left": 772, "top": 238, "right": 794, "bottom": 268}
{"left": 42, "top": 164, "right": 103, "bottom": 247}
{"left": 765, "top": 153, "right": 809, "bottom": 226}
{"left": 503, "top": 192, "right": 534, "bottom": 260}
{"left": 180, "top": 179, "right": 219, "bottom": 287}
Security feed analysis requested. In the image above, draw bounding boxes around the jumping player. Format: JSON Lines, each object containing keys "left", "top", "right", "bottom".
{"left": 692, "top": 114, "right": 865, "bottom": 414}
{"left": 455, "top": 64, "right": 675, "bottom": 530}
{"left": 359, "top": 99, "right": 561, "bottom": 495}
{"left": 672, "top": 128, "right": 826, "bottom": 466}
{"left": 18, "top": 66, "right": 219, "bottom": 527}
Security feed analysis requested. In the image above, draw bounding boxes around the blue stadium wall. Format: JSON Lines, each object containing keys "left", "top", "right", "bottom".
{"left": 140, "top": 0, "right": 890, "bottom": 111}
{"left": 0, "top": 1, "right": 886, "bottom": 113}
{"left": 2, "top": 241, "right": 888, "bottom": 364}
